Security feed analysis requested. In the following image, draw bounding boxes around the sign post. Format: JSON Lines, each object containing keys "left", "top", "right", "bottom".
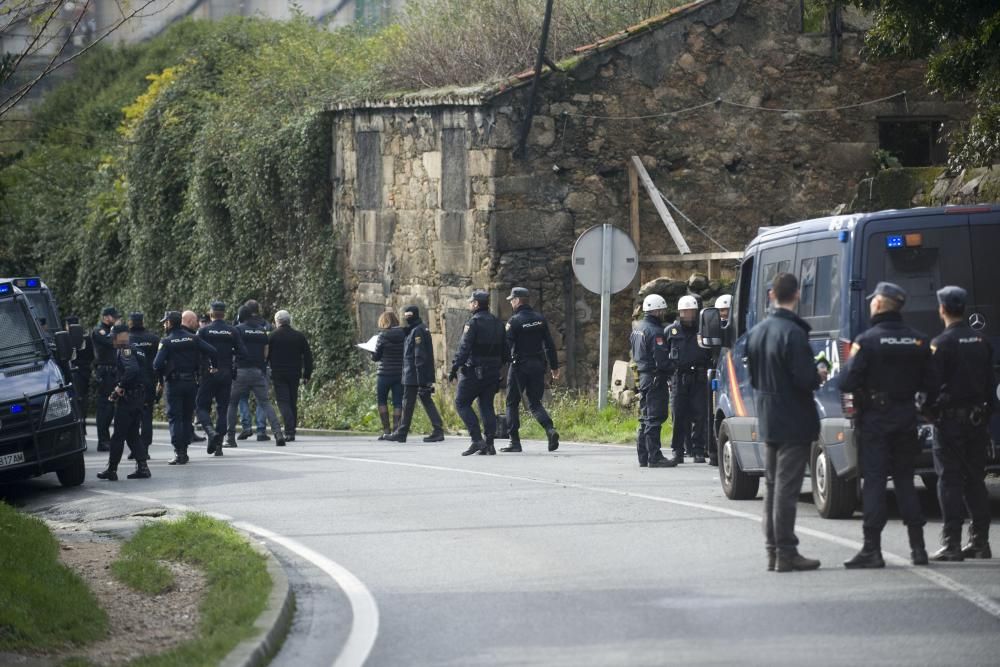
{"left": 571, "top": 224, "right": 638, "bottom": 409}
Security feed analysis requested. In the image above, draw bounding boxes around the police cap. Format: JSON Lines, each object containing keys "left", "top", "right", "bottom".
{"left": 159, "top": 310, "right": 182, "bottom": 326}
{"left": 469, "top": 290, "right": 490, "bottom": 304}
{"left": 128, "top": 312, "right": 144, "bottom": 326}
{"left": 101, "top": 306, "right": 119, "bottom": 318}
{"left": 210, "top": 300, "right": 226, "bottom": 313}
{"left": 110, "top": 324, "right": 129, "bottom": 336}
{"left": 505, "top": 287, "right": 530, "bottom": 301}
{"left": 866, "top": 281, "right": 906, "bottom": 305}
{"left": 936, "top": 285, "right": 967, "bottom": 311}
{"left": 64, "top": 315, "right": 79, "bottom": 325}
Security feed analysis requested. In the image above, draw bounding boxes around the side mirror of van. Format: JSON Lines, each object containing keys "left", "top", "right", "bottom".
{"left": 698, "top": 307, "right": 723, "bottom": 349}
{"left": 68, "top": 323, "right": 84, "bottom": 350}
{"left": 54, "top": 330, "right": 74, "bottom": 363}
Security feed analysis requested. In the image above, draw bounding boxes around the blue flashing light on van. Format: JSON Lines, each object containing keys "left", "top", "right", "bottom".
{"left": 699, "top": 205, "right": 1000, "bottom": 519}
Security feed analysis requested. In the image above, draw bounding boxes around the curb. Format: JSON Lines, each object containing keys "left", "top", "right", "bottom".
{"left": 219, "top": 536, "right": 295, "bottom": 667}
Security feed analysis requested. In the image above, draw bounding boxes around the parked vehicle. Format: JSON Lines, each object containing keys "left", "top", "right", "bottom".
{"left": 0, "top": 280, "right": 87, "bottom": 487}
{"left": 699, "top": 205, "right": 1000, "bottom": 518}
{"left": 4, "top": 276, "right": 62, "bottom": 339}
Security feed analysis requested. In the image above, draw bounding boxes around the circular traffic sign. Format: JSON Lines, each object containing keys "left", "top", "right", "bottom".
{"left": 571, "top": 224, "right": 638, "bottom": 295}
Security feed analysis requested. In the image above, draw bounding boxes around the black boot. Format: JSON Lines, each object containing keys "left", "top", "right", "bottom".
{"left": 501, "top": 434, "right": 522, "bottom": 453}
{"left": 224, "top": 433, "right": 238, "bottom": 448}
{"left": 96, "top": 467, "right": 118, "bottom": 481}
{"left": 961, "top": 528, "right": 992, "bottom": 559}
{"left": 169, "top": 448, "right": 189, "bottom": 465}
{"left": 385, "top": 430, "right": 407, "bottom": 443}
{"left": 844, "top": 531, "right": 885, "bottom": 569}
{"left": 205, "top": 426, "right": 218, "bottom": 454}
{"left": 462, "top": 440, "right": 487, "bottom": 456}
{"left": 478, "top": 437, "right": 496, "bottom": 455}
{"left": 423, "top": 429, "right": 445, "bottom": 443}
{"left": 237, "top": 429, "right": 253, "bottom": 440}
{"left": 392, "top": 410, "right": 401, "bottom": 433}
{"left": 377, "top": 406, "right": 391, "bottom": 440}
{"left": 212, "top": 434, "right": 224, "bottom": 456}
{"left": 546, "top": 427, "right": 560, "bottom": 452}
{"left": 127, "top": 461, "right": 151, "bottom": 479}
{"left": 909, "top": 525, "right": 928, "bottom": 565}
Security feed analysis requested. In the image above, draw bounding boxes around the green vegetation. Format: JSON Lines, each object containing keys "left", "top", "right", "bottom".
{"left": 299, "top": 372, "right": 651, "bottom": 444}
{"left": 0, "top": 502, "right": 107, "bottom": 652}
{"left": 111, "top": 554, "right": 176, "bottom": 596}
{"left": 112, "top": 513, "right": 271, "bottom": 667}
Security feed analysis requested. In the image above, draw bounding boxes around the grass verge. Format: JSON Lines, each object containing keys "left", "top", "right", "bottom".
{"left": 111, "top": 556, "right": 175, "bottom": 596}
{"left": 0, "top": 502, "right": 107, "bottom": 652}
{"left": 112, "top": 513, "right": 271, "bottom": 667}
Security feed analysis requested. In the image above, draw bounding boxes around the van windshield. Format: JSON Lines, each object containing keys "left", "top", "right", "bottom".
{"left": 24, "top": 291, "right": 58, "bottom": 333}
{"left": 0, "top": 298, "right": 47, "bottom": 367}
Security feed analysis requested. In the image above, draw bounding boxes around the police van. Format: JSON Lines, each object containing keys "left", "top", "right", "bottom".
{"left": 698, "top": 205, "right": 1000, "bottom": 518}
{"left": 3, "top": 276, "right": 62, "bottom": 339}
{"left": 0, "top": 280, "right": 87, "bottom": 487}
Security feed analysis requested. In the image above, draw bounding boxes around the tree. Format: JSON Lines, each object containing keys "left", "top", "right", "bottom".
{"left": 852, "top": 0, "right": 1000, "bottom": 167}
{"left": 0, "top": 0, "right": 165, "bottom": 120}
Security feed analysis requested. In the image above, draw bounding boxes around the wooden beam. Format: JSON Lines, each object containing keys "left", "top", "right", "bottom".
{"left": 640, "top": 251, "right": 743, "bottom": 263}
{"left": 630, "top": 155, "right": 691, "bottom": 254}
{"left": 628, "top": 162, "right": 640, "bottom": 288}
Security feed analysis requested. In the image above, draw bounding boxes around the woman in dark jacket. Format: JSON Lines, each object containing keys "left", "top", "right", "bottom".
{"left": 372, "top": 311, "right": 406, "bottom": 439}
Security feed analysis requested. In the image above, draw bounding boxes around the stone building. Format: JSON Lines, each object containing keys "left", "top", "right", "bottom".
{"left": 328, "top": 0, "right": 967, "bottom": 388}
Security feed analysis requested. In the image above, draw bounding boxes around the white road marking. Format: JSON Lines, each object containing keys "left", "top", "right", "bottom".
{"left": 224, "top": 443, "right": 1000, "bottom": 622}
{"left": 87, "top": 487, "right": 380, "bottom": 667}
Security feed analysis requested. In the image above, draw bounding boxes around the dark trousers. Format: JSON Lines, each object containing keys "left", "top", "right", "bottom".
{"left": 140, "top": 393, "right": 155, "bottom": 449}
{"left": 196, "top": 371, "right": 233, "bottom": 436}
{"left": 272, "top": 373, "right": 300, "bottom": 436}
{"left": 858, "top": 414, "right": 924, "bottom": 535}
{"left": 933, "top": 420, "right": 991, "bottom": 545}
{"left": 95, "top": 365, "right": 116, "bottom": 445}
{"left": 505, "top": 359, "right": 553, "bottom": 436}
{"left": 763, "top": 442, "right": 810, "bottom": 557}
{"left": 455, "top": 369, "right": 499, "bottom": 442}
{"left": 398, "top": 385, "right": 443, "bottom": 434}
{"left": 671, "top": 375, "right": 707, "bottom": 457}
{"left": 165, "top": 379, "right": 197, "bottom": 449}
{"left": 72, "top": 365, "right": 91, "bottom": 421}
{"left": 636, "top": 374, "right": 669, "bottom": 464}
{"left": 109, "top": 399, "right": 145, "bottom": 468}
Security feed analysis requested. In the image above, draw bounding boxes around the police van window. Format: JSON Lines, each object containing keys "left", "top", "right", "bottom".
{"left": 0, "top": 299, "right": 46, "bottom": 367}
{"left": 758, "top": 259, "right": 789, "bottom": 318}
{"left": 735, "top": 255, "right": 754, "bottom": 335}
{"left": 797, "top": 254, "right": 841, "bottom": 333}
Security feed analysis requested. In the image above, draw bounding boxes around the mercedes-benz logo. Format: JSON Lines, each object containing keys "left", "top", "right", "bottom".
{"left": 969, "top": 312, "right": 987, "bottom": 331}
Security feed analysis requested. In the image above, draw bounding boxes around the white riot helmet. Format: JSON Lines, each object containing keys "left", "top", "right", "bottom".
{"left": 642, "top": 294, "right": 668, "bottom": 312}
{"left": 678, "top": 295, "right": 699, "bottom": 311}
{"left": 715, "top": 294, "right": 732, "bottom": 309}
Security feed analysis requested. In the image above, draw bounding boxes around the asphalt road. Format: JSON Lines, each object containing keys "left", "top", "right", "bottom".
{"left": 6, "top": 432, "right": 1000, "bottom": 666}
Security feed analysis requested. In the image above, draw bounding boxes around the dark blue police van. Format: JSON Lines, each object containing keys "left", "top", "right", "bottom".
{"left": 0, "top": 280, "right": 87, "bottom": 487}
{"left": 8, "top": 276, "right": 62, "bottom": 339}
{"left": 698, "top": 205, "right": 1000, "bottom": 518}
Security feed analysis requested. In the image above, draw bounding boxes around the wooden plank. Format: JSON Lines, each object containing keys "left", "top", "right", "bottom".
{"left": 640, "top": 252, "right": 743, "bottom": 263}
{"left": 630, "top": 155, "right": 691, "bottom": 254}
{"left": 628, "top": 162, "right": 640, "bottom": 288}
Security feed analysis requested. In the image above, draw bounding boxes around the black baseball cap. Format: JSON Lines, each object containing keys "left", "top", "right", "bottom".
{"left": 101, "top": 306, "right": 119, "bottom": 317}
{"left": 866, "top": 281, "right": 906, "bottom": 305}
{"left": 936, "top": 285, "right": 967, "bottom": 311}
{"left": 469, "top": 290, "right": 490, "bottom": 304}
{"left": 210, "top": 300, "right": 226, "bottom": 313}
{"left": 506, "top": 287, "right": 530, "bottom": 301}
{"left": 160, "top": 310, "right": 182, "bottom": 326}
{"left": 128, "top": 312, "right": 144, "bottom": 325}
{"left": 110, "top": 323, "right": 129, "bottom": 335}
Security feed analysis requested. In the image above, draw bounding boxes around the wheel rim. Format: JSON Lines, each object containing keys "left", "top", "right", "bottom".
{"left": 814, "top": 450, "right": 828, "bottom": 503}
{"left": 722, "top": 439, "right": 733, "bottom": 481}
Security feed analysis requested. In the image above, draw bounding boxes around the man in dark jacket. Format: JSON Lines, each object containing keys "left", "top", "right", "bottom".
{"left": 630, "top": 294, "right": 678, "bottom": 468}
{"left": 747, "top": 273, "right": 824, "bottom": 573}
{"left": 666, "top": 295, "right": 714, "bottom": 463}
{"left": 92, "top": 306, "right": 119, "bottom": 451}
{"left": 386, "top": 305, "right": 445, "bottom": 443}
{"left": 268, "top": 309, "right": 313, "bottom": 442}
{"left": 96, "top": 325, "right": 150, "bottom": 481}
{"left": 451, "top": 291, "right": 505, "bottom": 456}
{"left": 197, "top": 302, "right": 247, "bottom": 454}
{"left": 127, "top": 313, "right": 160, "bottom": 455}
{"left": 839, "top": 282, "right": 931, "bottom": 568}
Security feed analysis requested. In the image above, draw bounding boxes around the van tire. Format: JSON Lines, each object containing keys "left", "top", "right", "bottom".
{"left": 811, "top": 444, "right": 856, "bottom": 519}
{"left": 719, "top": 424, "right": 759, "bottom": 500}
{"left": 56, "top": 453, "right": 86, "bottom": 487}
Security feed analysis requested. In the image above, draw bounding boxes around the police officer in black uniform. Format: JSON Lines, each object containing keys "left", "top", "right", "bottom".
{"left": 839, "top": 282, "right": 931, "bottom": 568}
{"left": 197, "top": 301, "right": 246, "bottom": 455}
{"left": 502, "top": 287, "right": 560, "bottom": 453}
{"left": 96, "top": 324, "right": 151, "bottom": 481}
{"left": 153, "top": 311, "right": 218, "bottom": 465}
{"left": 127, "top": 312, "right": 159, "bottom": 456}
{"left": 666, "top": 295, "right": 713, "bottom": 463}
{"left": 386, "top": 306, "right": 446, "bottom": 443}
{"left": 630, "top": 294, "right": 678, "bottom": 468}
{"left": 65, "top": 316, "right": 93, "bottom": 431}
{"left": 928, "top": 286, "right": 995, "bottom": 561}
{"left": 92, "top": 306, "right": 119, "bottom": 451}
{"left": 451, "top": 291, "right": 505, "bottom": 457}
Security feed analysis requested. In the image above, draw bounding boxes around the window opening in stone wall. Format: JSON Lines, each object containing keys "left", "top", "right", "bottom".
{"left": 441, "top": 128, "right": 469, "bottom": 212}
{"left": 801, "top": 0, "right": 835, "bottom": 33}
{"left": 878, "top": 118, "right": 948, "bottom": 167}
{"left": 356, "top": 131, "right": 382, "bottom": 210}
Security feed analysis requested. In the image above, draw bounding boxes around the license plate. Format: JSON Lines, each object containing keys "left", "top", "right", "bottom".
{"left": 0, "top": 452, "right": 26, "bottom": 468}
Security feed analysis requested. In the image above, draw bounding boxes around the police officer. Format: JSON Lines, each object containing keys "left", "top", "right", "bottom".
{"left": 451, "top": 291, "right": 505, "bottom": 457}
{"left": 225, "top": 306, "right": 285, "bottom": 448}
{"left": 502, "top": 287, "right": 560, "bottom": 453}
{"left": 92, "top": 306, "right": 119, "bottom": 452}
{"left": 153, "top": 311, "right": 219, "bottom": 464}
{"left": 96, "top": 324, "right": 151, "bottom": 481}
{"left": 127, "top": 312, "right": 159, "bottom": 456}
{"left": 666, "top": 295, "right": 713, "bottom": 463}
{"left": 198, "top": 301, "right": 246, "bottom": 455}
{"left": 65, "top": 316, "right": 93, "bottom": 432}
{"left": 928, "top": 286, "right": 994, "bottom": 561}
{"left": 715, "top": 294, "right": 732, "bottom": 327}
{"left": 386, "top": 306, "right": 446, "bottom": 443}
{"left": 631, "top": 294, "right": 678, "bottom": 468}
{"left": 839, "top": 282, "right": 930, "bottom": 568}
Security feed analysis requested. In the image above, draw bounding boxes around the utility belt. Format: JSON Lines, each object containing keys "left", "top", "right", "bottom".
{"left": 512, "top": 353, "right": 543, "bottom": 365}
{"left": 864, "top": 391, "right": 913, "bottom": 411}
{"left": 940, "top": 404, "right": 989, "bottom": 427}
{"left": 166, "top": 372, "right": 198, "bottom": 382}
{"left": 463, "top": 364, "right": 500, "bottom": 380}
{"left": 674, "top": 366, "right": 707, "bottom": 384}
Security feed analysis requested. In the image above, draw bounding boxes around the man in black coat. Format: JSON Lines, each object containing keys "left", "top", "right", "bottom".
{"left": 386, "top": 305, "right": 445, "bottom": 443}
{"left": 630, "top": 294, "right": 679, "bottom": 468}
{"left": 92, "top": 306, "right": 119, "bottom": 451}
{"left": 197, "top": 302, "right": 247, "bottom": 454}
{"left": 451, "top": 291, "right": 505, "bottom": 456}
{"left": 747, "top": 272, "right": 824, "bottom": 573}
{"left": 268, "top": 309, "right": 313, "bottom": 442}
{"left": 127, "top": 312, "right": 160, "bottom": 454}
